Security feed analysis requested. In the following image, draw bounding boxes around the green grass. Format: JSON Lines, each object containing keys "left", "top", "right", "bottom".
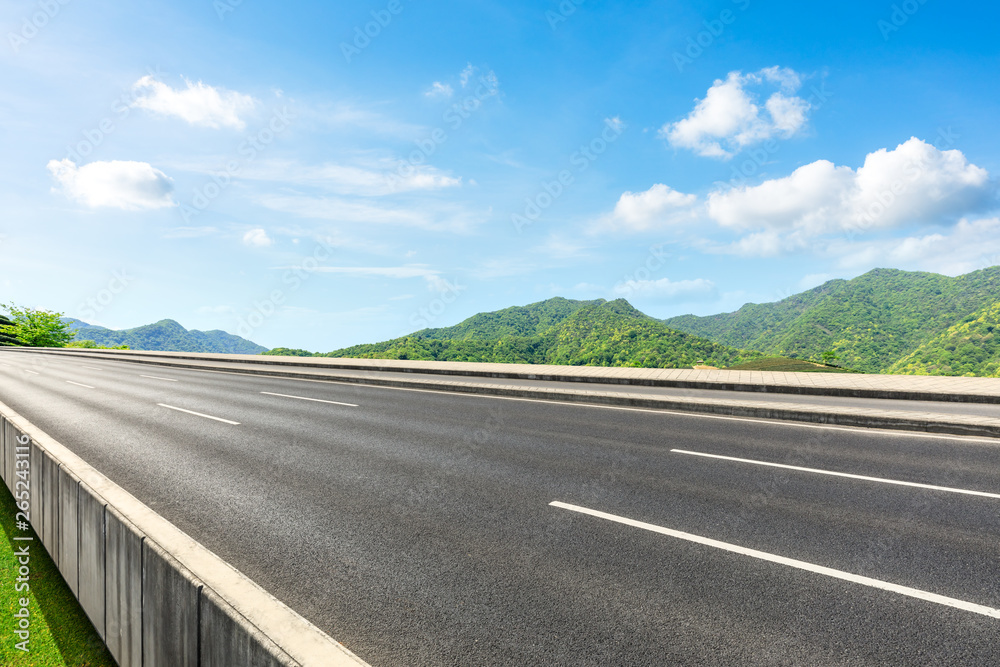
{"left": 0, "top": 484, "right": 114, "bottom": 666}
{"left": 723, "top": 357, "right": 858, "bottom": 373}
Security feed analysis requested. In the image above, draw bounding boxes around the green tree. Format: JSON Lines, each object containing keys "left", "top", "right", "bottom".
{"left": 0, "top": 314, "right": 23, "bottom": 346}
{"left": 1, "top": 304, "right": 76, "bottom": 347}
{"left": 821, "top": 350, "right": 838, "bottom": 365}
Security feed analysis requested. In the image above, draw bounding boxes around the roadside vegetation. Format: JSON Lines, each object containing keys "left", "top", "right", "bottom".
{"left": 0, "top": 305, "right": 127, "bottom": 350}
{"left": 0, "top": 486, "right": 114, "bottom": 665}
{"left": 723, "top": 357, "right": 858, "bottom": 373}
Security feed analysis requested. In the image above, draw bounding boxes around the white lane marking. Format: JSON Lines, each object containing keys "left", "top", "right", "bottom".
{"left": 671, "top": 449, "right": 1000, "bottom": 500}
{"left": 81, "top": 365, "right": 103, "bottom": 371}
{"left": 23, "top": 370, "right": 39, "bottom": 375}
{"left": 66, "top": 380, "right": 95, "bottom": 389}
{"left": 157, "top": 403, "right": 240, "bottom": 425}
{"left": 550, "top": 501, "right": 1000, "bottom": 619}
{"left": 51, "top": 362, "right": 1000, "bottom": 446}
{"left": 260, "top": 391, "right": 358, "bottom": 407}
{"left": 141, "top": 374, "right": 178, "bottom": 382}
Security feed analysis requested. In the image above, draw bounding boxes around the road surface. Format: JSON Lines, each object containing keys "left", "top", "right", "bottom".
{"left": 1, "top": 350, "right": 998, "bottom": 665}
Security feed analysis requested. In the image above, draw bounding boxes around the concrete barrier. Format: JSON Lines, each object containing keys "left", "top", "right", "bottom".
{"left": 0, "top": 398, "right": 369, "bottom": 666}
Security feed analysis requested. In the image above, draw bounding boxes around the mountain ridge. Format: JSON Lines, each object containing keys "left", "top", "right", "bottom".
{"left": 66, "top": 318, "right": 268, "bottom": 354}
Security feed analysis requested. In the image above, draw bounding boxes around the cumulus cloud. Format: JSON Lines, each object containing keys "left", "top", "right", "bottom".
{"left": 243, "top": 229, "right": 273, "bottom": 247}
{"left": 591, "top": 183, "right": 698, "bottom": 233}
{"left": 662, "top": 67, "right": 811, "bottom": 159}
{"left": 47, "top": 159, "right": 175, "bottom": 210}
{"left": 707, "top": 137, "right": 992, "bottom": 253}
{"left": 613, "top": 277, "right": 716, "bottom": 301}
{"left": 592, "top": 138, "right": 994, "bottom": 257}
{"left": 131, "top": 76, "right": 256, "bottom": 130}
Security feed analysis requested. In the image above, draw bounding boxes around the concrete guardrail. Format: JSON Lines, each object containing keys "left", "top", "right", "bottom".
{"left": 0, "top": 398, "right": 369, "bottom": 667}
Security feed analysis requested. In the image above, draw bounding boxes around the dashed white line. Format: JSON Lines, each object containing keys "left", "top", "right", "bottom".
{"left": 81, "top": 365, "right": 103, "bottom": 371}
{"left": 157, "top": 404, "right": 240, "bottom": 425}
{"left": 260, "top": 391, "right": 358, "bottom": 407}
{"left": 141, "top": 375, "right": 178, "bottom": 382}
{"left": 66, "top": 380, "right": 95, "bottom": 389}
{"left": 671, "top": 449, "right": 1000, "bottom": 499}
{"left": 23, "top": 370, "right": 39, "bottom": 375}
{"left": 550, "top": 500, "right": 1000, "bottom": 619}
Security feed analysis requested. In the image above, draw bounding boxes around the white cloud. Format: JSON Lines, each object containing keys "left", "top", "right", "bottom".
{"left": 662, "top": 67, "right": 811, "bottom": 159}
{"left": 255, "top": 159, "right": 460, "bottom": 196}
{"left": 297, "top": 265, "right": 449, "bottom": 292}
{"left": 243, "top": 229, "right": 273, "bottom": 247}
{"left": 131, "top": 76, "right": 256, "bottom": 130}
{"left": 829, "top": 217, "right": 1000, "bottom": 276}
{"left": 707, "top": 138, "right": 992, "bottom": 254}
{"left": 425, "top": 82, "right": 454, "bottom": 98}
{"left": 47, "top": 159, "right": 175, "bottom": 210}
{"left": 256, "top": 194, "right": 478, "bottom": 232}
{"left": 613, "top": 277, "right": 716, "bottom": 301}
{"left": 591, "top": 183, "right": 698, "bottom": 233}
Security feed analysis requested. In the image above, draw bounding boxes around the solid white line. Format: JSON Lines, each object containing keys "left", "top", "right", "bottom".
{"left": 671, "top": 449, "right": 1000, "bottom": 499}
{"left": 157, "top": 403, "right": 240, "bottom": 425}
{"left": 66, "top": 380, "right": 95, "bottom": 389}
{"left": 23, "top": 370, "right": 39, "bottom": 375}
{"left": 550, "top": 501, "right": 1000, "bottom": 619}
{"left": 141, "top": 374, "right": 179, "bottom": 382}
{"left": 260, "top": 391, "right": 358, "bottom": 407}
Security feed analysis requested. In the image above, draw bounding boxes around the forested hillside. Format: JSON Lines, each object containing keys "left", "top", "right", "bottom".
{"left": 665, "top": 267, "right": 1000, "bottom": 374}
{"left": 66, "top": 318, "right": 267, "bottom": 354}
{"left": 324, "top": 298, "right": 763, "bottom": 368}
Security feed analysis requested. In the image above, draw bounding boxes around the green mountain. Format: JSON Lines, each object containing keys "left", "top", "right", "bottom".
{"left": 320, "top": 298, "right": 764, "bottom": 368}
{"left": 66, "top": 318, "right": 268, "bottom": 354}
{"left": 889, "top": 300, "right": 1000, "bottom": 376}
{"left": 665, "top": 267, "right": 1000, "bottom": 374}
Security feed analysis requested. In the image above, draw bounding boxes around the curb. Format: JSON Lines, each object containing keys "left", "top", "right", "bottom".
{"left": 9, "top": 349, "right": 1000, "bottom": 439}
{"left": 0, "top": 399, "right": 369, "bottom": 667}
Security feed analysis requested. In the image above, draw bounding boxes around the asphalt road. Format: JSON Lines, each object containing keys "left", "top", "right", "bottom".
{"left": 2, "top": 350, "right": 999, "bottom": 665}
{"left": 17, "top": 348, "right": 1000, "bottom": 418}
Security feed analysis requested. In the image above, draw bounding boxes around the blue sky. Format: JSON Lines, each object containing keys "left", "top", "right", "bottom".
{"left": 2, "top": 0, "right": 998, "bottom": 351}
